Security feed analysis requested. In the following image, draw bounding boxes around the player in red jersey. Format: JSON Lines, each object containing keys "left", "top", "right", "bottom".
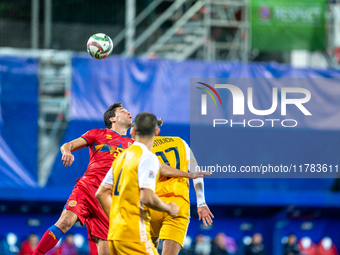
{"left": 33, "top": 102, "right": 132, "bottom": 255}
{"left": 34, "top": 102, "right": 208, "bottom": 255}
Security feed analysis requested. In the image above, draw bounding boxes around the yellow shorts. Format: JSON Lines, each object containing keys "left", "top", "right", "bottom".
{"left": 108, "top": 239, "right": 159, "bottom": 255}
{"left": 149, "top": 196, "right": 190, "bottom": 246}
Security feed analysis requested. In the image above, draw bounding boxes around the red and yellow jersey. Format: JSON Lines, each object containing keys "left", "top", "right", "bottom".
{"left": 152, "top": 136, "right": 190, "bottom": 204}
{"left": 107, "top": 142, "right": 160, "bottom": 242}
{"left": 81, "top": 128, "right": 134, "bottom": 186}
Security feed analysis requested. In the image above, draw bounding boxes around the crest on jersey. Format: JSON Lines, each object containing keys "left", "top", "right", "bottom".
{"left": 68, "top": 200, "right": 77, "bottom": 207}
{"left": 188, "top": 159, "right": 196, "bottom": 164}
{"left": 106, "top": 134, "right": 112, "bottom": 139}
{"left": 149, "top": 171, "right": 155, "bottom": 179}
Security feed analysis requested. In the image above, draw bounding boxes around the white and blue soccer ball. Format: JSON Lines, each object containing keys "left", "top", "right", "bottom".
{"left": 87, "top": 33, "right": 113, "bottom": 59}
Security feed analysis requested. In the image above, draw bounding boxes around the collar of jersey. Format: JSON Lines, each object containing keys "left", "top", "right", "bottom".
{"left": 109, "top": 129, "right": 127, "bottom": 138}
{"left": 133, "top": 141, "right": 147, "bottom": 150}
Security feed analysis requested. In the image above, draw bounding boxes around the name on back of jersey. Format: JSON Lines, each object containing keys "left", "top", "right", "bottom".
{"left": 153, "top": 137, "right": 175, "bottom": 147}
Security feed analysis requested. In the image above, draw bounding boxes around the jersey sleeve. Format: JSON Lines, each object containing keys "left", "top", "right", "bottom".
{"left": 81, "top": 129, "right": 97, "bottom": 146}
{"left": 138, "top": 152, "right": 160, "bottom": 191}
{"left": 102, "top": 167, "right": 114, "bottom": 185}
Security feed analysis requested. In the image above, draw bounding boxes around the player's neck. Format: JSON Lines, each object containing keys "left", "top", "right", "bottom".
{"left": 135, "top": 137, "right": 154, "bottom": 151}
{"left": 110, "top": 125, "right": 128, "bottom": 136}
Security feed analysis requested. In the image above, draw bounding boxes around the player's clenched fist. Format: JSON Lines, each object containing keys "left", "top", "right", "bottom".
{"left": 62, "top": 152, "right": 74, "bottom": 167}
{"left": 168, "top": 202, "right": 179, "bottom": 217}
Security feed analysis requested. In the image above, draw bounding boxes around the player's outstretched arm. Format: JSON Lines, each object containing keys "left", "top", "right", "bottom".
{"left": 193, "top": 174, "right": 214, "bottom": 227}
{"left": 186, "top": 144, "right": 214, "bottom": 227}
{"left": 96, "top": 182, "right": 113, "bottom": 218}
{"left": 60, "top": 137, "right": 88, "bottom": 167}
{"left": 140, "top": 188, "right": 179, "bottom": 217}
{"left": 193, "top": 177, "right": 214, "bottom": 227}
{"left": 195, "top": 179, "right": 214, "bottom": 227}
{"left": 159, "top": 163, "right": 211, "bottom": 179}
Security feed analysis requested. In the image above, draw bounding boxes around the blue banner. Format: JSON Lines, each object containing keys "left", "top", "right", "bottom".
{"left": 71, "top": 55, "right": 191, "bottom": 124}
{"left": 0, "top": 56, "right": 39, "bottom": 184}
{"left": 0, "top": 136, "right": 37, "bottom": 187}
{"left": 71, "top": 54, "right": 340, "bottom": 126}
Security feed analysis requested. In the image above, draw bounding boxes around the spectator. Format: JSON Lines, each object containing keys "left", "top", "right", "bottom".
{"left": 225, "top": 235, "right": 237, "bottom": 254}
{"left": 317, "top": 237, "right": 339, "bottom": 255}
{"left": 19, "top": 233, "right": 39, "bottom": 255}
{"left": 59, "top": 234, "right": 78, "bottom": 255}
{"left": 245, "top": 233, "right": 265, "bottom": 255}
{"left": 3, "top": 233, "right": 19, "bottom": 254}
{"left": 210, "top": 233, "right": 228, "bottom": 255}
{"left": 193, "top": 234, "right": 211, "bottom": 255}
{"left": 284, "top": 234, "right": 301, "bottom": 255}
{"left": 298, "top": 237, "right": 317, "bottom": 255}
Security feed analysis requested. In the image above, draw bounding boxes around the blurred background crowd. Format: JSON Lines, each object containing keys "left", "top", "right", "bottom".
{"left": 2, "top": 232, "right": 339, "bottom": 255}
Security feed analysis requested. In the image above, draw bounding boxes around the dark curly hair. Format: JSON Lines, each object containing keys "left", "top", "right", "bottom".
{"left": 103, "top": 102, "right": 123, "bottom": 128}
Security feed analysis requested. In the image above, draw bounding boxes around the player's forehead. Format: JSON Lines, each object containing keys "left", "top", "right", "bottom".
{"left": 116, "top": 107, "right": 128, "bottom": 113}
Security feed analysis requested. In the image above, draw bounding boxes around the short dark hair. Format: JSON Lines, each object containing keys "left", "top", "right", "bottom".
{"left": 103, "top": 102, "right": 123, "bottom": 128}
{"left": 134, "top": 112, "right": 158, "bottom": 137}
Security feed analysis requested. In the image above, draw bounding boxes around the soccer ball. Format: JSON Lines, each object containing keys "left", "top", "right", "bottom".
{"left": 87, "top": 33, "right": 113, "bottom": 59}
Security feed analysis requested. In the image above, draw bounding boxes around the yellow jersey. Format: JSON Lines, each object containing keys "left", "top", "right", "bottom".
{"left": 152, "top": 136, "right": 190, "bottom": 203}
{"left": 106, "top": 141, "right": 160, "bottom": 242}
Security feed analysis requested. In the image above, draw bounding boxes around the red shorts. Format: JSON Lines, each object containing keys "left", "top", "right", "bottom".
{"left": 65, "top": 179, "right": 109, "bottom": 240}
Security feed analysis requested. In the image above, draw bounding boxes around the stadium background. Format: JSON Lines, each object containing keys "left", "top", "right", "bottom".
{"left": 1, "top": 0, "right": 340, "bottom": 255}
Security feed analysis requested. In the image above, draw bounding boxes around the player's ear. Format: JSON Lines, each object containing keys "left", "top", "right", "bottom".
{"left": 155, "top": 127, "right": 160, "bottom": 136}
{"left": 131, "top": 127, "right": 136, "bottom": 137}
{"left": 109, "top": 116, "right": 116, "bottom": 124}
